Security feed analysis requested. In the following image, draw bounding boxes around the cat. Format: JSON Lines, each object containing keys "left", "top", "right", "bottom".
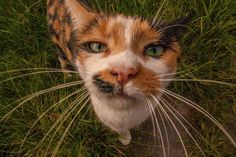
{"left": 46, "top": 0, "right": 192, "bottom": 146}
{"left": 46, "top": 2, "right": 236, "bottom": 154}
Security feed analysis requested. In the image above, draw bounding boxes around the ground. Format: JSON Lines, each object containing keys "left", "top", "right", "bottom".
{"left": 0, "top": 0, "right": 236, "bottom": 156}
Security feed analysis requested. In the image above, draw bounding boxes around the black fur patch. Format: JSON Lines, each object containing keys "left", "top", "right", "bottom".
{"left": 78, "top": 0, "right": 93, "bottom": 12}
{"left": 48, "top": 25, "right": 57, "bottom": 35}
{"left": 48, "top": 9, "right": 58, "bottom": 22}
{"left": 55, "top": 44, "right": 68, "bottom": 61}
{"left": 93, "top": 75, "right": 114, "bottom": 93}
{"left": 67, "top": 31, "right": 79, "bottom": 60}
{"left": 159, "top": 15, "right": 192, "bottom": 40}
{"left": 151, "top": 15, "right": 192, "bottom": 46}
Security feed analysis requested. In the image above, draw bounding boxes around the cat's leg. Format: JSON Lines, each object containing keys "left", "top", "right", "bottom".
{"left": 118, "top": 129, "right": 131, "bottom": 146}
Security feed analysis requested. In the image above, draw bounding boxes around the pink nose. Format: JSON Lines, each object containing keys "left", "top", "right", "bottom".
{"left": 110, "top": 66, "right": 138, "bottom": 85}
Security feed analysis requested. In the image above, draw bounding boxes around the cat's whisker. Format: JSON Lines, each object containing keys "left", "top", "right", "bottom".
{"left": 151, "top": 0, "right": 166, "bottom": 26}
{"left": 158, "top": 24, "right": 190, "bottom": 34}
{"left": 159, "top": 97, "right": 206, "bottom": 157}
{"left": 158, "top": 78, "right": 236, "bottom": 87}
{"left": 158, "top": 71, "right": 198, "bottom": 78}
{"left": 154, "top": 99, "right": 170, "bottom": 157}
{"left": 171, "top": 62, "right": 216, "bottom": 79}
{"left": 0, "top": 70, "right": 79, "bottom": 84}
{"left": 144, "top": 98, "right": 158, "bottom": 153}
{"left": 44, "top": 92, "right": 89, "bottom": 157}
{"left": 51, "top": 97, "right": 91, "bottom": 157}
{"left": 152, "top": 60, "right": 217, "bottom": 79}
{"left": 151, "top": 94, "right": 189, "bottom": 157}
{"left": 0, "top": 68, "right": 78, "bottom": 74}
{"left": 146, "top": 99, "right": 167, "bottom": 157}
{"left": 17, "top": 87, "right": 87, "bottom": 155}
{"left": 161, "top": 89, "right": 236, "bottom": 147}
{"left": 163, "top": 94, "right": 221, "bottom": 155}
{"left": 0, "top": 80, "right": 84, "bottom": 123}
{"left": 2, "top": 80, "right": 84, "bottom": 112}
{"left": 26, "top": 92, "right": 89, "bottom": 156}
{"left": 146, "top": 95, "right": 170, "bottom": 157}
{"left": 45, "top": 93, "right": 89, "bottom": 157}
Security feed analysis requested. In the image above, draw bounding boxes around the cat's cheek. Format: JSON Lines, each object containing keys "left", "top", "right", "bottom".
{"left": 76, "top": 53, "right": 107, "bottom": 79}
{"left": 76, "top": 55, "right": 110, "bottom": 95}
{"left": 142, "top": 58, "right": 176, "bottom": 88}
{"left": 84, "top": 55, "right": 110, "bottom": 75}
{"left": 74, "top": 60, "right": 87, "bottom": 80}
{"left": 143, "top": 58, "right": 169, "bottom": 77}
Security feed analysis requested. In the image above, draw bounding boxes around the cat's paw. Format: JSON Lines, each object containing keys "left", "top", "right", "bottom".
{"left": 118, "top": 130, "right": 131, "bottom": 146}
{"left": 119, "top": 136, "right": 131, "bottom": 146}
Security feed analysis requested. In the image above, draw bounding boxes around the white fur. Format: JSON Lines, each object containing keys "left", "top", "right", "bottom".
{"left": 90, "top": 94, "right": 150, "bottom": 131}
{"left": 124, "top": 18, "right": 134, "bottom": 46}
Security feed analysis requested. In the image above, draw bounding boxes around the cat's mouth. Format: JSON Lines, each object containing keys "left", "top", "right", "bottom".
{"left": 92, "top": 75, "right": 135, "bottom": 99}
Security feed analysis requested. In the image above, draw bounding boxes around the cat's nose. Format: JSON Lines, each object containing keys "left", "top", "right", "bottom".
{"left": 110, "top": 66, "right": 138, "bottom": 85}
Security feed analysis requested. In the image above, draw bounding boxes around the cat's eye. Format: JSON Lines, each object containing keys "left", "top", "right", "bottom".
{"left": 88, "top": 42, "right": 107, "bottom": 53}
{"left": 145, "top": 45, "right": 165, "bottom": 57}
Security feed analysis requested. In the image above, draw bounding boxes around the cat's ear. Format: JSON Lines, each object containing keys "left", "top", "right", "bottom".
{"left": 160, "top": 14, "right": 192, "bottom": 39}
{"left": 65, "top": 0, "right": 96, "bottom": 30}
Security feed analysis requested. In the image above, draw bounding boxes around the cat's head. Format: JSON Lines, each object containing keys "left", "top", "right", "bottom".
{"left": 66, "top": 0, "right": 190, "bottom": 101}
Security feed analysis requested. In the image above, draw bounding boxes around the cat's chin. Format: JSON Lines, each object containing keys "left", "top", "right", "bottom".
{"left": 95, "top": 91, "right": 138, "bottom": 102}
{"left": 113, "top": 93, "right": 134, "bottom": 99}
{"left": 89, "top": 86, "right": 145, "bottom": 109}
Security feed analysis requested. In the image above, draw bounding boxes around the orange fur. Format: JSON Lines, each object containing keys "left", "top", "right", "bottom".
{"left": 160, "top": 42, "right": 181, "bottom": 70}
{"left": 130, "top": 19, "right": 161, "bottom": 56}
{"left": 77, "top": 51, "right": 90, "bottom": 65}
{"left": 78, "top": 17, "right": 127, "bottom": 56}
{"left": 99, "top": 70, "right": 117, "bottom": 84}
{"left": 132, "top": 66, "right": 160, "bottom": 95}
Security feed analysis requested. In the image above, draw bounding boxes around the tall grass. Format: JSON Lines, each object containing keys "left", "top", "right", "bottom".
{"left": 0, "top": 0, "right": 235, "bottom": 156}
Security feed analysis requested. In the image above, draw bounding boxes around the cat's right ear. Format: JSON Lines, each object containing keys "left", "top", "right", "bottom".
{"left": 65, "top": 0, "right": 96, "bottom": 30}
{"left": 159, "top": 14, "right": 192, "bottom": 40}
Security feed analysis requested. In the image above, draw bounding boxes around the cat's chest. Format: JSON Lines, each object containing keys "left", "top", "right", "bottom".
{"left": 90, "top": 94, "right": 150, "bottom": 130}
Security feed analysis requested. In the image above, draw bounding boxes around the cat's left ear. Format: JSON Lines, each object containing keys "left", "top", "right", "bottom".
{"left": 159, "top": 14, "right": 192, "bottom": 39}
{"left": 65, "top": 0, "right": 96, "bottom": 30}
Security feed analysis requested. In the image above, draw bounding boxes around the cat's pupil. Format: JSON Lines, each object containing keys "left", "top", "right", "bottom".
{"left": 96, "top": 44, "right": 101, "bottom": 50}
{"left": 89, "top": 42, "right": 106, "bottom": 53}
{"left": 145, "top": 45, "right": 164, "bottom": 57}
{"left": 151, "top": 47, "right": 157, "bottom": 53}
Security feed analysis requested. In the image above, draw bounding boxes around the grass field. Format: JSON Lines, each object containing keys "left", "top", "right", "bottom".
{"left": 0, "top": 0, "right": 236, "bottom": 156}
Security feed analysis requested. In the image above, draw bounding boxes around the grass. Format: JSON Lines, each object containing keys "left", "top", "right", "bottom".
{"left": 0, "top": 0, "right": 235, "bottom": 156}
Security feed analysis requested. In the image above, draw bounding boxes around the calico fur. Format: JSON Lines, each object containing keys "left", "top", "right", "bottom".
{"left": 47, "top": 0, "right": 190, "bottom": 145}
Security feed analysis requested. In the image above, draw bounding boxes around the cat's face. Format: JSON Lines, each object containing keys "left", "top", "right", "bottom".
{"left": 66, "top": 0, "right": 188, "bottom": 102}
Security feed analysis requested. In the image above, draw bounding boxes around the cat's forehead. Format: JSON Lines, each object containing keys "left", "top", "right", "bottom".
{"left": 108, "top": 15, "right": 160, "bottom": 42}
{"left": 78, "top": 15, "right": 162, "bottom": 54}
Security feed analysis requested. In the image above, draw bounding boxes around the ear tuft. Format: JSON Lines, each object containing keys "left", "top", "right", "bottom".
{"left": 172, "top": 13, "right": 193, "bottom": 26}
{"left": 65, "top": 0, "right": 95, "bottom": 30}
{"left": 160, "top": 13, "right": 193, "bottom": 40}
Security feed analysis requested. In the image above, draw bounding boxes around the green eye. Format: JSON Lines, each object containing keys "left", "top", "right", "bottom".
{"left": 88, "top": 42, "right": 107, "bottom": 53}
{"left": 145, "top": 45, "right": 165, "bottom": 57}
